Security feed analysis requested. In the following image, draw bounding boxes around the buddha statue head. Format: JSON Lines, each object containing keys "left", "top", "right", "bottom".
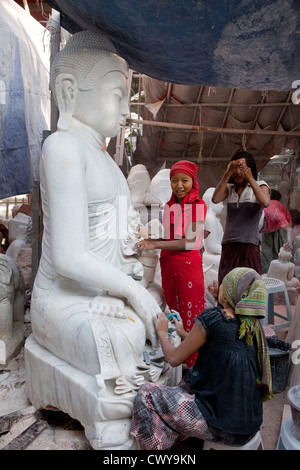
{"left": 51, "top": 30, "right": 129, "bottom": 136}
{"left": 278, "top": 247, "right": 292, "bottom": 262}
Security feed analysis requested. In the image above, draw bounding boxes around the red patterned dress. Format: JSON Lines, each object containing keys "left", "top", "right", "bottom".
{"left": 160, "top": 198, "right": 207, "bottom": 368}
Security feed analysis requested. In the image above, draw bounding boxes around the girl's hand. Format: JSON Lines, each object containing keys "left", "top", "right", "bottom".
{"left": 134, "top": 238, "right": 158, "bottom": 252}
{"left": 155, "top": 312, "right": 169, "bottom": 339}
{"left": 172, "top": 317, "right": 187, "bottom": 339}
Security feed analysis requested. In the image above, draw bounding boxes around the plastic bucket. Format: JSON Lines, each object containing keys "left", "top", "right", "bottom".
{"left": 267, "top": 337, "right": 291, "bottom": 394}
{"left": 288, "top": 386, "right": 300, "bottom": 440}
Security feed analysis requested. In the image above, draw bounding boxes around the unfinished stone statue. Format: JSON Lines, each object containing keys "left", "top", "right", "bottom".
{"left": 137, "top": 222, "right": 164, "bottom": 309}
{"left": 127, "top": 164, "right": 151, "bottom": 205}
{"left": 127, "top": 164, "right": 152, "bottom": 228}
{"left": 293, "top": 234, "right": 300, "bottom": 281}
{"left": 278, "top": 180, "right": 289, "bottom": 208}
{"left": 143, "top": 168, "right": 172, "bottom": 228}
{"left": 6, "top": 212, "right": 32, "bottom": 261}
{"left": 127, "top": 166, "right": 172, "bottom": 228}
{"left": 267, "top": 247, "right": 300, "bottom": 289}
{"left": 6, "top": 212, "right": 33, "bottom": 295}
{"left": 24, "top": 31, "right": 170, "bottom": 450}
{"left": 290, "top": 188, "right": 300, "bottom": 211}
{"left": 143, "top": 168, "right": 172, "bottom": 206}
{"left": 127, "top": 167, "right": 168, "bottom": 310}
{"left": 0, "top": 254, "right": 25, "bottom": 365}
{"left": 202, "top": 187, "right": 224, "bottom": 296}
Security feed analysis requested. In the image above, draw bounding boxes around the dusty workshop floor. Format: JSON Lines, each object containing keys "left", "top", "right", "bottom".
{"left": 0, "top": 304, "right": 298, "bottom": 453}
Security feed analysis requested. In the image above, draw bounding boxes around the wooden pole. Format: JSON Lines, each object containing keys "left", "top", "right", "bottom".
{"left": 31, "top": 180, "right": 42, "bottom": 283}
{"left": 50, "top": 10, "right": 60, "bottom": 133}
{"left": 22, "top": 0, "right": 30, "bottom": 14}
{"left": 114, "top": 69, "right": 133, "bottom": 166}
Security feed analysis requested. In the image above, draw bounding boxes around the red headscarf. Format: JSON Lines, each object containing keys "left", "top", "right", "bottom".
{"left": 168, "top": 160, "right": 200, "bottom": 205}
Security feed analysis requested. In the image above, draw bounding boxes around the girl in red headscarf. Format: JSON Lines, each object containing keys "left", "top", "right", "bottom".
{"left": 135, "top": 160, "right": 207, "bottom": 367}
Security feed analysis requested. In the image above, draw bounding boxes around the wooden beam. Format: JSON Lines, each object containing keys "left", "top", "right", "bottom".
{"left": 127, "top": 118, "right": 300, "bottom": 136}
{"left": 155, "top": 156, "right": 273, "bottom": 162}
{"left": 182, "top": 86, "right": 204, "bottom": 160}
{"left": 2, "top": 420, "right": 46, "bottom": 450}
{"left": 155, "top": 83, "right": 173, "bottom": 159}
{"left": 275, "top": 92, "right": 292, "bottom": 129}
{"left": 208, "top": 87, "right": 235, "bottom": 159}
{"left": 0, "top": 407, "right": 35, "bottom": 435}
{"left": 129, "top": 101, "right": 298, "bottom": 108}
{"left": 22, "top": 0, "right": 30, "bottom": 14}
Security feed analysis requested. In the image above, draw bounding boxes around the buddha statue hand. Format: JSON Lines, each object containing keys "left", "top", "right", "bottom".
{"left": 126, "top": 278, "right": 159, "bottom": 348}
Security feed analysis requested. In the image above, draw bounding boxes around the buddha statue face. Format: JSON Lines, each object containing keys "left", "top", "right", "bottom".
{"left": 73, "top": 69, "right": 129, "bottom": 138}
{"left": 51, "top": 31, "right": 129, "bottom": 138}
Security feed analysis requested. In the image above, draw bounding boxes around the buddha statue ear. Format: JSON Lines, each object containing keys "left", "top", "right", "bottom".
{"left": 55, "top": 74, "right": 78, "bottom": 130}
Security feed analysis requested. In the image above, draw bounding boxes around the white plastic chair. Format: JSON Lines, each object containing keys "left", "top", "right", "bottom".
{"left": 276, "top": 418, "right": 300, "bottom": 450}
{"left": 260, "top": 278, "right": 293, "bottom": 330}
{"left": 203, "top": 431, "right": 263, "bottom": 450}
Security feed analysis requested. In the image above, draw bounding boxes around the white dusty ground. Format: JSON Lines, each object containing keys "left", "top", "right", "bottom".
{"left": 0, "top": 306, "right": 297, "bottom": 451}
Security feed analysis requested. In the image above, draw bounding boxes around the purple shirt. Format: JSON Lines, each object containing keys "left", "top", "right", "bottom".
{"left": 222, "top": 180, "right": 269, "bottom": 246}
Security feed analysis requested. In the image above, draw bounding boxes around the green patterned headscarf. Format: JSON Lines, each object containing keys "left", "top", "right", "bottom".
{"left": 222, "top": 268, "right": 273, "bottom": 401}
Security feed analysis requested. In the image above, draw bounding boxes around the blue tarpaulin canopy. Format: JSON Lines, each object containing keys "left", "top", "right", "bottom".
{"left": 0, "top": 0, "right": 50, "bottom": 200}
{"left": 45, "top": 0, "right": 300, "bottom": 91}
{"left": 2, "top": 0, "right": 298, "bottom": 200}
{"left": 43, "top": 0, "right": 300, "bottom": 193}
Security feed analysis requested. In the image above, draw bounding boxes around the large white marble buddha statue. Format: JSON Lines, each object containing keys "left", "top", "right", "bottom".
{"left": 25, "top": 31, "right": 169, "bottom": 450}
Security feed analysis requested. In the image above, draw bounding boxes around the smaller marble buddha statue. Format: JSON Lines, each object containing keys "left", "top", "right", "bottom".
{"left": 267, "top": 247, "right": 300, "bottom": 289}
{"left": 294, "top": 234, "right": 300, "bottom": 281}
{"left": 6, "top": 211, "right": 32, "bottom": 261}
{"left": 290, "top": 188, "right": 300, "bottom": 211}
{"left": 127, "top": 164, "right": 151, "bottom": 205}
{"left": 0, "top": 253, "right": 25, "bottom": 364}
{"left": 143, "top": 168, "right": 172, "bottom": 206}
{"left": 278, "top": 180, "right": 289, "bottom": 208}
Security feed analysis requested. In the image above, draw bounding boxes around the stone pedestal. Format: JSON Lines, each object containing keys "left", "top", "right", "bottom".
{"left": 25, "top": 334, "right": 171, "bottom": 450}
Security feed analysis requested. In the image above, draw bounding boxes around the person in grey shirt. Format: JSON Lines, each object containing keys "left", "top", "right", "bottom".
{"left": 212, "top": 151, "right": 270, "bottom": 285}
